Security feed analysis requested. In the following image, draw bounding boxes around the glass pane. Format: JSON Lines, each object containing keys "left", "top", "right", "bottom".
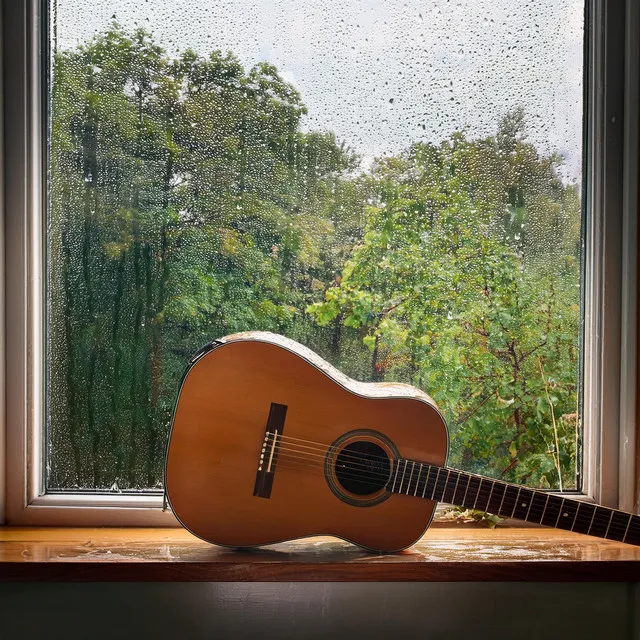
{"left": 47, "top": 0, "right": 585, "bottom": 492}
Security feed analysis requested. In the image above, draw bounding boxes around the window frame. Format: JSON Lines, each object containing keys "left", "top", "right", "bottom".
{"left": 1, "top": 0, "right": 637, "bottom": 526}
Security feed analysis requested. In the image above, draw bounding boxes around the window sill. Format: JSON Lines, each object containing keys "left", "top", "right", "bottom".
{"left": 1, "top": 526, "right": 639, "bottom": 582}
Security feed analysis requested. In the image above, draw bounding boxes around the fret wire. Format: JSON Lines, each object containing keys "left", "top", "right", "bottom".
{"left": 510, "top": 487, "right": 522, "bottom": 518}
{"left": 391, "top": 459, "right": 400, "bottom": 492}
{"left": 414, "top": 463, "right": 423, "bottom": 497}
{"left": 608, "top": 511, "right": 631, "bottom": 542}
{"left": 487, "top": 481, "right": 506, "bottom": 514}
{"left": 586, "top": 504, "right": 597, "bottom": 535}
{"left": 604, "top": 510, "right": 615, "bottom": 538}
{"left": 461, "top": 474, "right": 472, "bottom": 505}
{"left": 453, "top": 472, "right": 465, "bottom": 505}
{"left": 524, "top": 492, "right": 535, "bottom": 520}
{"left": 587, "top": 505, "right": 611, "bottom": 537}
{"left": 543, "top": 494, "right": 563, "bottom": 527}
{"left": 471, "top": 478, "right": 482, "bottom": 510}
{"left": 421, "top": 464, "right": 433, "bottom": 498}
{"left": 539, "top": 493, "right": 550, "bottom": 524}
{"left": 471, "top": 477, "right": 483, "bottom": 509}
{"left": 439, "top": 469, "right": 451, "bottom": 502}
{"left": 398, "top": 460, "right": 408, "bottom": 493}
{"left": 515, "top": 488, "right": 533, "bottom": 519}
{"left": 622, "top": 514, "right": 633, "bottom": 543}
{"left": 450, "top": 472, "right": 461, "bottom": 504}
{"left": 422, "top": 465, "right": 434, "bottom": 498}
{"left": 430, "top": 468, "right": 441, "bottom": 500}
{"left": 406, "top": 461, "right": 416, "bottom": 495}
{"left": 416, "top": 464, "right": 427, "bottom": 497}
{"left": 474, "top": 478, "right": 493, "bottom": 512}
{"left": 426, "top": 467, "right": 440, "bottom": 500}
{"left": 569, "top": 502, "right": 580, "bottom": 531}
{"left": 571, "top": 501, "right": 595, "bottom": 534}
{"left": 554, "top": 498, "right": 566, "bottom": 528}
{"left": 483, "top": 481, "right": 495, "bottom": 513}
{"left": 502, "top": 485, "right": 520, "bottom": 517}
{"left": 437, "top": 469, "right": 447, "bottom": 502}
{"left": 527, "top": 491, "right": 549, "bottom": 522}
{"left": 497, "top": 483, "right": 508, "bottom": 515}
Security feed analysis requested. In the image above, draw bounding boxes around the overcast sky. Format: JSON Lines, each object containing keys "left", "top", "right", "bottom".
{"left": 53, "top": 0, "right": 584, "bottom": 181}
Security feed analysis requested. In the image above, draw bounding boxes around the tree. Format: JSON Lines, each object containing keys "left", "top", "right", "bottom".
{"left": 49, "top": 26, "right": 581, "bottom": 492}
{"left": 308, "top": 121, "right": 580, "bottom": 487}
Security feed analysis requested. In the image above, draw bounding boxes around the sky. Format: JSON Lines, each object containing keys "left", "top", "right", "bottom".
{"left": 52, "top": 0, "right": 584, "bottom": 181}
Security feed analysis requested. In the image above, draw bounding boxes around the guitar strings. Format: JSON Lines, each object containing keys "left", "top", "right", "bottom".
{"left": 265, "top": 432, "right": 398, "bottom": 466}
{"left": 263, "top": 438, "right": 634, "bottom": 536}
{"left": 265, "top": 438, "right": 392, "bottom": 473}
{"left": 273, "top": 455, "right": 393, "bottom": 490}
{"left": 271, "top": 449, "right": 635, "bottom": 536}
{"left": 270, "top": 438, "right": 633, "bottom": 532}
{"left": 271, "top": 445, "right": 395, "bottom": 486}
{"left": 273, "top": 446, "right": 392, "bottom": 478}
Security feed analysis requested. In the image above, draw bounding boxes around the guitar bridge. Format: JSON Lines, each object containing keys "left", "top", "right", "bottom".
{"left": 253, "top": 402, "right": 288, "bottom": 498}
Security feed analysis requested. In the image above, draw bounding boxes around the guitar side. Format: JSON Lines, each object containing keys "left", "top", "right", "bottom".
{"left": 165, "top": 332, "right": 449, "bottom": 552}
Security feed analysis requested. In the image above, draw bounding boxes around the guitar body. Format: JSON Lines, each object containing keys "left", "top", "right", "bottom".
{"left": 167, "top": 332, "right": 640, "bottom": 550}
{"left": 165, "top": 332, "right": 448, "bottom": 552}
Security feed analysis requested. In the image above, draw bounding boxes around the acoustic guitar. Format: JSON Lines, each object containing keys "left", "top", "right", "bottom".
{"left": 165, "top": 331, "right": 640, "bottom": 552}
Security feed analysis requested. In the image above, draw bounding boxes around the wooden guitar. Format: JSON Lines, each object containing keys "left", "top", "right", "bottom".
{"left": 165, "top": 332, "right": 640, "bottom": 552}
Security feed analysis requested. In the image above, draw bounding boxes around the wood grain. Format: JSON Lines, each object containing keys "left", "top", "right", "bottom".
{"left": 1, "top": 527, "right": 639, "bottom": 582}
{"left": 166, "top": 336, "right": 448, "bottom": 552}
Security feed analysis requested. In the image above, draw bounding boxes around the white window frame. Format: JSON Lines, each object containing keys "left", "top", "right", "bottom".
{"left": 0, "top": 0, "right": 638, "bottom": 526}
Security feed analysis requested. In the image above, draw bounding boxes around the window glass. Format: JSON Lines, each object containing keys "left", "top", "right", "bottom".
{"left": 48, "top": 0, "right": 584, "bottom": 492}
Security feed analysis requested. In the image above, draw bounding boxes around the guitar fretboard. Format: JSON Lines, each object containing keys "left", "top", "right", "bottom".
{"left": 387, "top": 459, "right": 640, "bottom": 545}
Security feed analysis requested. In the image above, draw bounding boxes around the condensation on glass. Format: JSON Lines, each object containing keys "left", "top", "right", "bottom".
{"left": 46, "top": 0, "right": 585, "bottom": 492}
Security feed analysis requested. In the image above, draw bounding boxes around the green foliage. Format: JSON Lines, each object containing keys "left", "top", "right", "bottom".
{"left": 49, "top": 26, "right": 581, "bottom": 491}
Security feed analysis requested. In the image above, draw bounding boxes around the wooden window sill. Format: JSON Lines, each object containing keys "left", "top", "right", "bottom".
{"left": 1, "top": 525, "right": 639, "bottom": 582}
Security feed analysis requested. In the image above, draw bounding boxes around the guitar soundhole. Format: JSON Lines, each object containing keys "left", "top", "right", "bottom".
{"left": 334, "top": 441, "right": 391, "bottom": 496}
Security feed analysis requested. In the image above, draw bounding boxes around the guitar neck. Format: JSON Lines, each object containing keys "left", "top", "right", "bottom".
{"left": 388, "top": 459, "right": 640, "bottom": 545}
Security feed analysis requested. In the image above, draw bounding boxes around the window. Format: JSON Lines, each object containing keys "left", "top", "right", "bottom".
{"left": 3, "top": 0, "right": 637, "bottom": 524}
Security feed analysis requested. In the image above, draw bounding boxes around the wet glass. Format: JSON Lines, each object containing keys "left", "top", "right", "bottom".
{"left": 47, "top": 0, "right": 585, "bottom": 492}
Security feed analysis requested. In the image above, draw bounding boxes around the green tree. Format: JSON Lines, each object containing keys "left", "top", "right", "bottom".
{"left": 49, "top": 26, "right": 581, "bottom": 492}
{"left": 308, "top": 123, "right": 580, "bottom": 487}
